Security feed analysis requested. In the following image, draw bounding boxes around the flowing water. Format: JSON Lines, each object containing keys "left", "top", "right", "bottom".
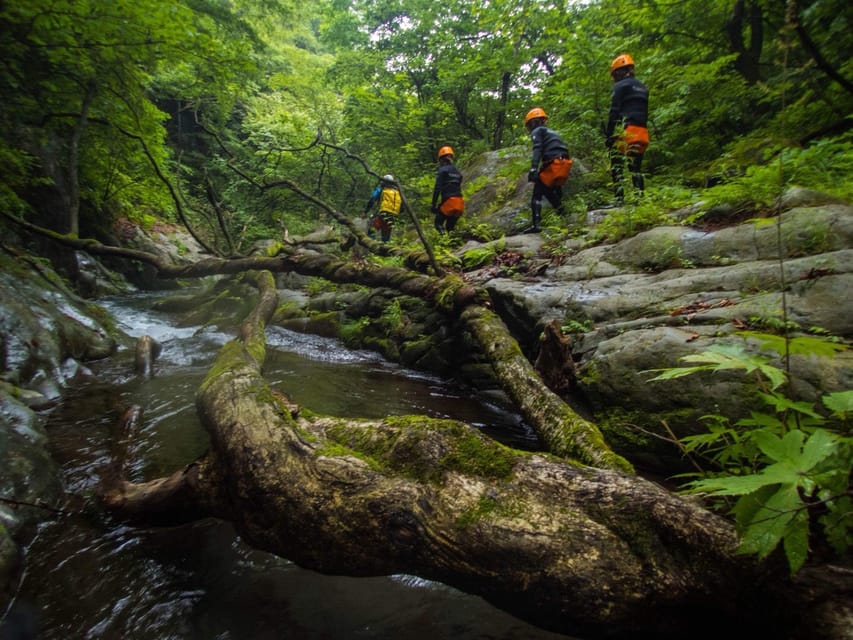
{"left": 6, "top": 291, "right": 575, "bottom": 640}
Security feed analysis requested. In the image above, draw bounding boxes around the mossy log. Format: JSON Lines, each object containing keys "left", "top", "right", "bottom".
{"left": 9, "top": 218, "right": 629, "bottom": 469}
{"left": 101, "top": 271, "right": 806, "bottom": 640}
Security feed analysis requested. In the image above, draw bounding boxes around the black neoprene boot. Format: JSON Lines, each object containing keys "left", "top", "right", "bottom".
{"left": 527, "top": 203, "right": 541, "bottom": 233}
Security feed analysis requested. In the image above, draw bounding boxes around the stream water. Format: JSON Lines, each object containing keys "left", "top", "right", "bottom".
{"left": 7, "top": 291, "right": 575, "bottom": 640}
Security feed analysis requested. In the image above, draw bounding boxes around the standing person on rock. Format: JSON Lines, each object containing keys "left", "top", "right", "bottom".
{"left": 606, "top": 53, "right": 650, "bottom": 204}
{"left": 431, "top": 146, "right": 464, "bottom": 234}
{"left": 524, "top": 108, "right": 572, "bottom": 233}
{"left": 363, "top": 174, "right": 402, "bottom": 243}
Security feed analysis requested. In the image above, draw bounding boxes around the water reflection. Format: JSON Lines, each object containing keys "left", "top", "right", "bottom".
{"left": 8, "top": 292, "right": 571, "bottom": 640}
{"left": 265, "top": 326, "right": 539, "bottom": 448}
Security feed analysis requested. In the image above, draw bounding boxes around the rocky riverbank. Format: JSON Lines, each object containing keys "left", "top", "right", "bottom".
{"left": 0, "top": 158, "right": 850, "bottom": 616}
{"left": 273, "top": 184, "right": 851, "bottom": 470}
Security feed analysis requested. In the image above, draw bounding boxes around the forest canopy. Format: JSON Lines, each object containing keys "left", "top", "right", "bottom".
{"left": 1, "top": 0, "right": 851, "bottom": 251}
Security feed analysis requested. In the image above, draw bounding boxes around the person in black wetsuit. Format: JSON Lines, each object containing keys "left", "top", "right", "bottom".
{"left": 606, "top": 53, "right": 650, "bottom": 204}
{"left": 431, "top": 146, "right": 464, "bottom": 234}
{"left": 524, "top": 107, "right": 573, "bottom": 233}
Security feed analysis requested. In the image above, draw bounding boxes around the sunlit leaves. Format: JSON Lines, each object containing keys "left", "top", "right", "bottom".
{"left": 646, "top": 343, "right": 789, "bottom": 390}
{"left": 823, "top": 390, "right": 853, "bottom": 418}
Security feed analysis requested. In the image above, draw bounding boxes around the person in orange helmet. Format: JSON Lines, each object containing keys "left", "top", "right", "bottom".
{"left": 431, "top": 146, "right": 464, "bottom": 234}
{"left": 524, "top": 107, "right": 572, "bottom": 233}
{"left": 606, "top": 53, "right": 650, "bottom": 204}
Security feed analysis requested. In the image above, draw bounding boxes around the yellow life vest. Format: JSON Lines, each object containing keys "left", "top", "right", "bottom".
{"left": 379, "top": 188, "right": 402, "bottom": 216}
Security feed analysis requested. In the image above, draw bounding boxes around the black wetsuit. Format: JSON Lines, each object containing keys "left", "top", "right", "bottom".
{"left": 606, "top": 75, "right": 649, "bottom": 200}
{"left": 529, "top": 125, "right": 569, "bottom": 227}
{"left": 432, "top": 162, "right": 463, "bottom": 232}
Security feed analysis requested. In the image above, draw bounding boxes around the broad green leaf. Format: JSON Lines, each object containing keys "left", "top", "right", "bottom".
{"left": 823, "top": 390, "right": 853, "bottom": 417}
{"left": 737, "top": 411, "right": 784, "bottom": 429}
{"left": 819, "top": 496, "right": 853, "bottom": 556}
{"left": 782, "top": 506, "right": 811, "bottom": 574}
{"left": 645, "top": 366, "right": 709, "bottom": 382}
{"left": 754, "top": 364, "right": 788, "bottom": 391}
{"left": 684, "top": 345, "right": 788, "bottom": 389}
{"left": 736, "top": 483, "right": 802, "bottom": 560}
{"left": 813, "top": 467, "right": 853, "bottom": 496}
{"left": 731, "top": 484, "right": 779, "bottom": 529}
{"left": 752, "top": 430, "right": 804, "bottom": 465}
{"left": 690, "top": 472, "right": 779, "bottom": 496}
{"left": 799, "top": 429, "right": 840, "bottom": 471}
{"left": 757, "top": 392, "right": 822, "bottom": 419}
{"left": 740, "top": 332, "right": 848, "bottom": 359}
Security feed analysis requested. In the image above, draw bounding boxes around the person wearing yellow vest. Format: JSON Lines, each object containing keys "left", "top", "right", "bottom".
{"left": 363, "top": 174, "right": 402, "bottom": 243}
{"left": 606, "top": 53, "right": 650, "bottom": 204}
{"left": 431, "top": 146, "right": 464, "bottom": 234}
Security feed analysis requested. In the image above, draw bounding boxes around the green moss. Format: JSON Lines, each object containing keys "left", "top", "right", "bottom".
{"left": 596, "top": 406, "right": 700, "bottom": 450}
{"left": 305, "top": 277, "right": 338, "bottom": 295}
{"left": 787, "top": 220, "right": 832, "bottom": 255}
{"left": 434, "top": 274, "right": 466, "bottom": 310}
{"left": 455, "top": 495, "right": 499, "bottom": 530}
{"left": 440, "top": 429, "right": 517, "bottom": 479}
{"left": 198, "top": 340, "right": 249, "bottom": 394}
{"left": 315, "top": 442, "right": 384, "bottom": 471}
{"left": 83, "top": 301, "right": 119, "bottom": 337}
{"left": 304, "top": 311, "right": 341, "bottom": 337}
{"left": 399, "top": 335, "right": 440, "bottom": 368}
{"left": 577, "top": 360, "right": 600, "bottom": 386}
{"left": 455, "top": 494, "right": 528, "bottom": 531}
{"left": 322, "top": 415, "right": 524, "bottom": 484}
{"left": 273, "top": 301, "right": 306, "bottom": 322}
{"left": 264, "top": 241, "right": 285, "bottom": 257}
{"left": 339, "top": 316, "right": 370, "bottom": 347}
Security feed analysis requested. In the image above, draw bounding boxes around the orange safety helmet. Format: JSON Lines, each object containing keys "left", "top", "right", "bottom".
{"left": 437, "top": 145, "right": 454, "bottom": 160}
{"left": 610, "top": 54, "right": 635, "bottom": 74}
{"left": 524, "top": 107, "right": 548, "bottom": 126}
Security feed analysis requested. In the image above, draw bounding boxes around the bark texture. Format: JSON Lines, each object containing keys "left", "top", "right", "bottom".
{"left": 101, "top": 271, "right": 799, "bottom": 640}
{"left": 4, "top": 214, "right": 629, "bottom": 470}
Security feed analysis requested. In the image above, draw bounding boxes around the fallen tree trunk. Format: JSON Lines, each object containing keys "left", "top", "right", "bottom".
{"left": 101, "top": 271, "right": 808, "bottom": 640}
{"left": 5, "top": 215, "right": 628, "bottom": 469}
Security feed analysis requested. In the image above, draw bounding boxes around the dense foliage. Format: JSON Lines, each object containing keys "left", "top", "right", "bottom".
{"left": 650, "top": 333, "right": 852, "bottom": 573}
{"left": 2, "top": 0, "right": 851, "bottom": 246}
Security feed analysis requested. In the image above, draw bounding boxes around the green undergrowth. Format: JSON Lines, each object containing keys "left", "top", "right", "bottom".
{"left": 647, "top": 331, "right": 852, "bottom": 575}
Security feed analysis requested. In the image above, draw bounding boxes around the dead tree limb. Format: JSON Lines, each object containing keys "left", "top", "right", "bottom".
{"left": 101, "top": 270, "right": 802, "bottom": 640}
{"left": 0, "top": 215, "right": 628, "bottom": 469}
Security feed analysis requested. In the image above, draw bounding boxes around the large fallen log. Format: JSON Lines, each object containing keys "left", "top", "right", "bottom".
{"left": 101, "top": 271, "right": 812, "bottom": 640}
{"left": 5, "top": 214, "right": 628, "bottom": 469}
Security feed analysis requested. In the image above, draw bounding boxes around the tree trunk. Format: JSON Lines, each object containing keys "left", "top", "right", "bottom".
{"left": 100, "top": 271, "right": 800, "bottom": 640}
{"left": 493, "top": 71, "right": 511, "bottom": 150}
{"left": 725, "top": 0, "right": 763, "bottom": 83}
{"left": 0, "top": 215, "right": 629, "bottom": 470}
{"left": 8, "top": 220, "right": 848, "bottom": 639}
{"left": 67, "top": 81, "right": 96, "bottom": 235}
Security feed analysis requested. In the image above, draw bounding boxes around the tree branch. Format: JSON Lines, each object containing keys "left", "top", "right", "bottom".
{"left": 101, "top": 269, "right": 795, "bottom": 640}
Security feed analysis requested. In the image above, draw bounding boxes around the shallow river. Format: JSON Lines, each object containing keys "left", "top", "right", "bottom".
{"left": 9, "top": 292, "right": 575, "bottom": 640}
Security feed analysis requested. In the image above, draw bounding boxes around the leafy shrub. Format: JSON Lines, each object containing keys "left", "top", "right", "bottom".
{"left": 647, "top": 333, "right": 852, "bottom": 574}
{"left": 705, "top": 137, "right": 853, "bottom": 211}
